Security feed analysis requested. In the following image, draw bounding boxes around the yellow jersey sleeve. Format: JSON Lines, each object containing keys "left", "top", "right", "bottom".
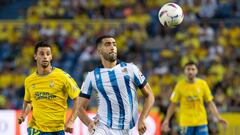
{"left": 203, "top": 81, "right": 213, "bottom": 102}
{"left": 63, "top": 72, "right": 80, "bottom": 99}
{"left": 24, "top": 78, "right": 31, "bottom": 102}
{"left": 170, "top": 82, "right": 181, "bottom": 103}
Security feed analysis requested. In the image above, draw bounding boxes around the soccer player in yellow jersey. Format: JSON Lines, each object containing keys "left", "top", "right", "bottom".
{"left": 162, "top": 61, "right": 227, "bottom": 135}
{"left": 18, "top": 41, "right": 80, "bottom": 135}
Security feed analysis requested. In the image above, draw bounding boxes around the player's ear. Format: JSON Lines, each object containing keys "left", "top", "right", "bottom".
{"left": 97, "top": 47, "right": 102, "bottom": 55}
{"left": 50, "top": 55, "right": 53, "bottom": 61}
{"left": 195, "top": 66, "right": 198, "bottom": 74}
{"left": 34, "top": 54, "right": 37, "bottom": 60}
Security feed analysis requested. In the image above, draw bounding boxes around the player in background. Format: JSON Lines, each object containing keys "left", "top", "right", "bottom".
{"left": 18, "top": 41, "right": 80, "bottom": 134}
{"left": 162, "top": 61, "right": 228, "bottom": 135}
{"left": 78, "top": 35, "right": 155, "bottom": 135}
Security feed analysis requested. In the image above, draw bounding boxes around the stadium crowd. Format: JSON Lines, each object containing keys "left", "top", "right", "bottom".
{"left": 0, "top": 0, "right": 239, "bottom": 134}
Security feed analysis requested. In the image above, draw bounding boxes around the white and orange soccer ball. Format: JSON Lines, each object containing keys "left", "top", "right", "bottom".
{"left": 158, "top": 3, "right": 184, "bottom": 27}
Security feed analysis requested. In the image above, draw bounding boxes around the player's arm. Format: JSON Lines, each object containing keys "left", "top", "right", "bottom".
{"left": 65, "top": 96, "right": 79, "bottom": 133}
{"left": 208, "top": 101, "right": 228, "bottom": 127}
{"left": 78, "top": 72, "right": 95, "bottom": 133}
{"left": 162, "top": 102, "right": 177, "bottom": 132}
{"left": 138, "top": 83, "right": 155, "bottom": 134}
{"left": 19, "top": 79, "right": 32, "bottom": 124}
{"left": 203, "top": 81, "right": 228, "bottom": 127}
{"left": 63, "top": 72, "right": 81, "bottom": 133}
{"left": 131, "top": 64, "right": 155, "bottom": 135}
{"left": 162, "top": 83, "right": 180, "bottom": 132}
{"left": 78, "top": 97, "right": 96, "bottom": 133}
{"left": 78, "top": 97, "right": 92, "bottom": 125}
{"left": 18, "top": 101, "right": 31, "bottom": 124}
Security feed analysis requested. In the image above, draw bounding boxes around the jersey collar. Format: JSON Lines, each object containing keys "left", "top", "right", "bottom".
{"left": 98, "top": 59, "right": 121, "bottom": 68}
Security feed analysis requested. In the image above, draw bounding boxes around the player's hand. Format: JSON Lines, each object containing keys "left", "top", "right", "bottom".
{"left": 162, "top": 120, "right": 171, "bottom": 133}
{"left": 217, "top": 117, "right": 228, "bottom": 128}
{"left": 18, "top": 113, "right": 25, "bottom": 124}
{"left": 88, "top": 121, "right": 96, "bottom": 135}
{"left": 65, "top": 120, "right": 74, "bottom": 133}
{"left": 138, "top": 118, "right": 147, "bottom": 135}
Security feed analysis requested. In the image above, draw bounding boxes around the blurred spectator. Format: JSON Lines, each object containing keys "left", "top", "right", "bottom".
{"left": 199, "top": 0, "right": 217, "bottom": 18}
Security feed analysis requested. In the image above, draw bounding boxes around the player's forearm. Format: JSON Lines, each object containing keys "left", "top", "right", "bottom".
{"left": 21, "top": 101, "right": 31, "bottom": 117}
{"left": 68, "top": 97, "right": 80, "bottom": 123}
{"left": 139, "top": 91, "right": 155, "bottom": 120}
{"left": 78, "top": 106, "right": 93, "bottom": 126}
{"left": 164, "top": 102, "right": 177, "bottom": 121}
{"left": 208, "top": 101, "right": 221, "bottom": 119}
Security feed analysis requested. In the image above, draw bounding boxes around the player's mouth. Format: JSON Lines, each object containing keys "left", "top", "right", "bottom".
{"left": 109, "top": 52, "right": 116, "bottom": 55}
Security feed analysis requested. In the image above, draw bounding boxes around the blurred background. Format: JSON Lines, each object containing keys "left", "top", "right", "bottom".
{"left": 0, "top": 0, "right": 239, "bottom": 135}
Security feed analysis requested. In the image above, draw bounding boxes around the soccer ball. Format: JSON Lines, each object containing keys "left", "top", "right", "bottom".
{"left": 158, "top": 3, "right": 184, "bottom": 27}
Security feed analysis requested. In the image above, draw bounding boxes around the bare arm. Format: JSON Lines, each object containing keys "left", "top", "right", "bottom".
{"left": 78, "top": 97, "right": 96, "bottom": 133}
{"left": 78, "top": 97, "right": 93, "bottom": 126}
{"left": 208, "top": 101, "right": 221, "bottom": 119}
{"left": 164, "top": 102, "right": 177, "bottom": 122}
{"left": 18, "top": 101, "right": 32, "bottom": 124}
{"left": 65, "top": 97, "right": 80, "bottom": 133}
{"left": 162, "top": 102, "right": 178, "bottom": 132}
{"left": 68, "top": 97, "right": 80, "bottom": 123}
{"left": 138, "top": 83, "right": 155, "bottom": 135}
{"left": 208, "top": 101, "right": 228, "bottom": 127}
{"left": 139, "top": 83, "right": 155, "bottom": 120}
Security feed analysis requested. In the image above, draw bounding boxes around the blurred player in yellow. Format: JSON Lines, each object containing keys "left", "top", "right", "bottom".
{"left": 18, "top": 41, "right": 80, "bottom": 135}
{"left": 162, "top": 61, "right": 227, "bottom": 135}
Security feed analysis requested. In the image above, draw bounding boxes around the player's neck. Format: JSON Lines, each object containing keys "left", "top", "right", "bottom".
{"left": 37, "top": 66, "right": 53, "bottom": 75}
{"left": 101, "top": 60, "right": 117, "bottom": 68}
{"left": 186, "top": 78, "right": 196, "bottom": 83}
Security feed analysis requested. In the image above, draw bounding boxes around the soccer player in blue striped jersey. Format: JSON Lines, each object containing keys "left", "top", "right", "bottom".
{"left": 78, "top": 35, "right": 155, "bottom": 135}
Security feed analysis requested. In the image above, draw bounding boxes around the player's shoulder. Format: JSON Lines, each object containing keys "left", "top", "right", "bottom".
{"left": 85, "top": 70, "right": 95, "bottom": 78}
{"left": 120, "top": 61, "right": 137, "bottom": 68}
{"left": 196, "top": 78, "right": 206, "bottom": 83}
{"left": 54, "top": 67, "right": 65, "bottom": 74}
{"left": 52, "top": 68, "right": 65, "bottom": 76}
{"left": 25, "top": 72, "right": 36, "bottom": 82}
{"left": 196, "top": 78, "right": 208, "bottom": 84}
{"left": 54, "top": 67, "right": 72, "bottom": 78}
{"left": 176, "top": 79, "right": 185, "bottom": 84}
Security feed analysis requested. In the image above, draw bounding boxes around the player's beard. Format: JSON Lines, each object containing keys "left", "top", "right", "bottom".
{"left": 187, "top": 74, "right": 196, "bottom": 82}
{"left": 102, "top": 52, "right": 117, "bottom": 62}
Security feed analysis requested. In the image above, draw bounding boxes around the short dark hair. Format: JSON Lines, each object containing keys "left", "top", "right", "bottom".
{"left": 96, "top": 35, "right": 114, "bottom": 47}
{"left": 34, "top": 41, "right": 52, "bottom": 54}
{"left": 184, "top": 61, "right": 198, "bottom": 68}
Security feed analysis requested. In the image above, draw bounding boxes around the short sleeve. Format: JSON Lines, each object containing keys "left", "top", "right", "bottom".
{"left": 131, "top": 64, "right": 147, "bottom": 89}
{"left": 203, "top": 81, "right": 213, "bottom": 102}
{"left": 170, "top": 83, "right": 181, "bottom": 103}
{"left": 79, "top": 72, "right": 93, "bottom": 99}
{"left": 24, "top": 79, "right": 31, "bottom": 102}
{"left": 64, "top": 72, "right": 80, "bottom": 99}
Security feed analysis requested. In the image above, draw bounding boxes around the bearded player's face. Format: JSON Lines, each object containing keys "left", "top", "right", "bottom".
{"left": 34, "top": 47, "right": 52, "bottom": 68}
{"left": 98, "top": 38, "right": 117, "bottom": 62}
{"left": 184, "top": 65, "right": 198, "bottom": 80}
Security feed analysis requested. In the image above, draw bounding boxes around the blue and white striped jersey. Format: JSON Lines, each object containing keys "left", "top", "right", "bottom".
{"left": 80, "top": 61, "right": 147, "bottom": 130}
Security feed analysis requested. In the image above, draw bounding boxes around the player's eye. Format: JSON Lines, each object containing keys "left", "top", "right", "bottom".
{"left": 105, "top": 43, "right": 110, "bottom": 46}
